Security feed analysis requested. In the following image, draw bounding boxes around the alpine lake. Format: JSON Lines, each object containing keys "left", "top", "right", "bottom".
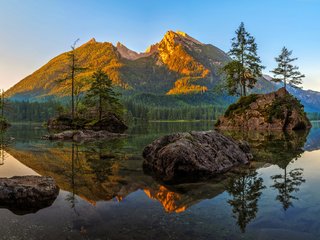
{"left": 0, "top": 121, "right": 320, "bottom": 240}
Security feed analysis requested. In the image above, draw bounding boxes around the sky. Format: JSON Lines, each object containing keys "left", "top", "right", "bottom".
{"left": 0, "top": 0, "right": 320, "bottom": 91}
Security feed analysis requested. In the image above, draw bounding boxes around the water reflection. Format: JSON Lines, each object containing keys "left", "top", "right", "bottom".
{"left": 1, "top": 122, "right": 319, "bottom": 239}
{"left": 144, "top": 178, "right": 229, "bottom": 213}
{"left": 0, "top": 130, "right": 10, "bottom": 165}
{"left": 271, "top": 167, "right": 305, "bottom": 211}
{"left": 219, "top": 129, "right": 308, "bottom": 167}
{"left": 227, "top": 170, "right": 265, "bottom": 233}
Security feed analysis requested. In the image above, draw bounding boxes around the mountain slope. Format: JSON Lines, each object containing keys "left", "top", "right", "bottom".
{"left": 6, "top": 31, "right": 229, "bottom": 100}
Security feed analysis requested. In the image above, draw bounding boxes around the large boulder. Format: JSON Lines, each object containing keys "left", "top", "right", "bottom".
{"left": 0, "top": 176, "right": 59, "bottom": 215}
{"left": 143, "top": 130, "right": 252, "bottom": 183}
{"left": 215, "top": 88, "right": 312, "bottom": 131}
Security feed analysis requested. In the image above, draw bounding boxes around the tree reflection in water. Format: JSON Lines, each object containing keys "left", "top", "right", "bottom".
{"left": 65, "top": 143, "right": 83, "bottom": 215}
{"left": 271, "top": 166, "right": 305, "bottom": 211}
{"left": 0, "top": 130, "right": 9, "bottom": 166}
{"left": 227, "top": 170, "right": 265, "bottom": 233}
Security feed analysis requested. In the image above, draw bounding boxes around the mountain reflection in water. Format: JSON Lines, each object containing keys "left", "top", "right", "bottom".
{"left": 0, "top": 122, "right": 319, "bottom": 239}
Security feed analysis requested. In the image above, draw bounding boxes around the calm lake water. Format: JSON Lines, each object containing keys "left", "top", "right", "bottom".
{"left": 1, "top": 121, "right": 320, "bottom": 240}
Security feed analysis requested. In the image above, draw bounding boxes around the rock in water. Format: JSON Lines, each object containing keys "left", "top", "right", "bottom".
{"left": 0, "top": 176, "right": 59, "bottom": 215}
{"left": 42, "top": 130, "right": 125, "bottom": 141}
{"left": 143, "top": 131, "right": 252, "bottom": 183}
{"left": 216, "top": 88, "right": 312, "bottom": 131}
{"left": 47, "top": 113, "right": 128, "bottom": 133}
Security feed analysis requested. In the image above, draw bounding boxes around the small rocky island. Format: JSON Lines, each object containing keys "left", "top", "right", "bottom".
{"left": 143, "top": 130, "right": 252, "bottom": 183}
{"left": 44, "top": 113, "right": 128, "bottom": 141}
{"left": 47, "top": 112, "right": 128, "bottom": 133}
{"left": 0, "top": 176, "right": 59, "bottom": 214}
{"left": 215, "top": 88, "right": 311, "bottom": 130}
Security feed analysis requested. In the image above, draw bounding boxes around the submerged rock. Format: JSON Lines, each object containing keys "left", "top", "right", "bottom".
{"left": 42, "top": 130, "right": 125, "bottom": 141}
{"left": 215, "top": 88, "right": 312, "bottom": 131}
{"left": 143, "top": 130, "right": 252, "bottom": 183}
{"left": 0, "top": 176, "right": 59, "bottom": 215}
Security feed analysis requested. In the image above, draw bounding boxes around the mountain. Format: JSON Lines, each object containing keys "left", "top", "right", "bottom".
{"left": 6, "top": 30, "right": 229, "bottom": 101}
{"left": 5, "top": 30, "right": 320, "bottom": 113}
{"left": 262, "top": 74, "right": 320, "bottom": 112}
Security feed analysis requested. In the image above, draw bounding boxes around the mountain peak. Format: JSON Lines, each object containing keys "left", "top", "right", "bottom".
{"left": 163, "top": 30, "right": 203, "bottom": 45}
{"left": 87, "top": 38, "right": 97, "bottom": 44}
{"left": 176, "top": 31, "right": 187, "bottom": 37}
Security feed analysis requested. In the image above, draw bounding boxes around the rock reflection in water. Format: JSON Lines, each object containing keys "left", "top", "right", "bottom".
{"left": 0, "top": 131, "right": 59, "bottom": 215}
{"left": 218, "top": 129, "right": 309, "bottom": 167}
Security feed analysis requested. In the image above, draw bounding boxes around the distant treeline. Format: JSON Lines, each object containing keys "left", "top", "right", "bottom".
{"left": 123, "top": 100, "right": 225, "bottom": 121}
{"left": 4, "top": 100, "right": 320, "bottom": 123}
{"left": 4, "top": 101, "right": 61, "bottom": 122}
{"left": 4, "top": 100, "right": 226, "bottom": 122}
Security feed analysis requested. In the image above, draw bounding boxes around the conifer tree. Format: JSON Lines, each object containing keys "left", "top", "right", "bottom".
{"left": 85, "top": 69, "right": 122, "bottom": 121}
{"left": 222, "top": 22, "right": 264, "bottom": 96}
{"left": 271, "top": 47, "right": 305, "bottom": 89}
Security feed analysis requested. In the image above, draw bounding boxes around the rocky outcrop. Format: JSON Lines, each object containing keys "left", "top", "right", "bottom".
{"left": 47, "top": 113, "right": 128, "bottom": 133}
{"left": 216, "top": 88, "right": 312, "bottom": 131}
{"left": 143, "top": 130, "right": 252, "bottom": 183}
{"left": 0, "top": 176, "right": 59, "bottom": 215}
{"left": 42, "top": 130, "right": 125, "bottom": 141}
{"left": 89, "top": 113, "right": 128, "bottom": 133}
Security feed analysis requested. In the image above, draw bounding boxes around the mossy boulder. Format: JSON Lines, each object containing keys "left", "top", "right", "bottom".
{"left": 215, "top": 88, "right": 311, "bottom": 131}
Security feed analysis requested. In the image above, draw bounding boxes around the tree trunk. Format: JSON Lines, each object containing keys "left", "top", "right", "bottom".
{"left": 71, "top": 54, "right": 75, "bottom": 121}
{"left": 1, "top": 90, "right": 4, "bottom": 118}
{"left": 99, "top": 93, "right": 102, "bottom": 122}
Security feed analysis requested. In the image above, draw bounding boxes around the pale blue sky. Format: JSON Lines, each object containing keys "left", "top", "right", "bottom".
{"left": 0, "top": 0, "right": 320, "bottom": 91}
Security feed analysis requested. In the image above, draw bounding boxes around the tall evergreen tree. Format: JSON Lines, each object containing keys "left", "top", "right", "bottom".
{"left": 271, "top": 47, "right": 305, "bottom": 89}
{"left": 85, "top": 69, "right": 122, "bottom": 121}
{"left": 222, "top": 22, "right": 264, "bottom": 96}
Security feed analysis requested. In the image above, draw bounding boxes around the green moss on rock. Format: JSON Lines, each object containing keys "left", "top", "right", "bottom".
{"left": 224, "top": 94, "right": 258, "bottom": 117}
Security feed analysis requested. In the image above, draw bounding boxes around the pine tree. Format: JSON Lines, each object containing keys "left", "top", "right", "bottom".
{"left": 85, "top": 69, "right": 122, "bottom": 121}
{"left": 222, "top": 22, "right": 264, "bottom": 96}
{"left": 271, "top": 47, "right": 305, "bottom": 89}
